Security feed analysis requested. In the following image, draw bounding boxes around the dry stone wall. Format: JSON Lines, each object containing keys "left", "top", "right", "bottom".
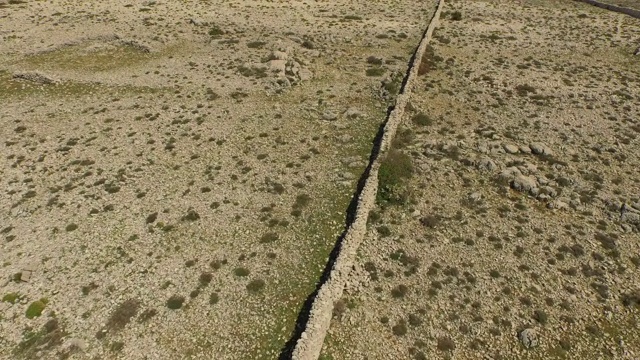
{"left": 290, "top": 1, "right": 445, "bottom": 359}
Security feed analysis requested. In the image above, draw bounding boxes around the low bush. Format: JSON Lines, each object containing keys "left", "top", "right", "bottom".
{"left": 377, "top": 149, "right": 413, "bottom": 205}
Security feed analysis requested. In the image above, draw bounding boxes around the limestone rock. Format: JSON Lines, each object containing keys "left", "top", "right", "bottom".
{"left": 511, "top": 175, "right": 538, "bottom": 194}
{"left": 519, "top": 328, "right": 539, "bottom": 349}
{"left": 322, "top": 111, "right": 338, "bottom": 121}
{"left": 503, "top": 144, "right": 519, "bottom": 154}
{"left": 268, "top": 60, "right": 287, "bottom": 75}
{"left": 529, "top": 142, "right": 553, "bottom": 156}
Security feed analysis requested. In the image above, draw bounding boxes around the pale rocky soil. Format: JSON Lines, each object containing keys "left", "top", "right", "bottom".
{"left": 0, "top": 0, "right": 437, "bottom": 359}
{"left": 322, "top": 0, "right": 640, "bottom": 359}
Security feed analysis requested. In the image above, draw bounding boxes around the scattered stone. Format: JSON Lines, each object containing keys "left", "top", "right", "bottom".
{"left": 269, "top": 51, "right": 288, "bottom": 61}
{"left": 268, "top": 59, "right": 287, "bottom": 75}
{"left": 547, "top": 200, "right": 569, "bottom": 210}
{"left": 499, "top": 167, "right": 521, "bottom": 182}
{"left": 64, "top": 338, "right": 87, "bottom": 352}
{"left": 298, "top": 68, "right": 313, "bottom": 81}
{"left": 339, "top": 172, "right": 355, "bottom": 180}
{"left": 476, "top": 157, "right": 497, "bottom": 172}
{"left": 511, "top": 175, "right": 538, "bottom": 194}
{"left": 344, "top": 108, "right": 364, "bottom": 119}
{"left": 519, "top": 145, "right": 532, "bottom": 154}
{"left": 529, "top": 142, "right": 553, "bottom": 156}
{"left": 503, "top": 144, "right": 519, "bottom": 154}
{"left": 337, "top": 134, "right": 353, "bottom": 144}
{"left": 189, "top": 18, "right": 206, "bottom": 26}
{"left": 538, "top": 186, "right": 557, "bottom": 197}
{"left": 519, "top": 328, "right": 539, "bottom": 349}
{"left": 468, "top": 192, "right": 483, "bottom": 203}
{"left": 322, "top": 111, "right": 338, "bottom": 121}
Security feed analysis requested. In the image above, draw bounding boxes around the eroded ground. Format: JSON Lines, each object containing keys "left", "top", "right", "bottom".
{"left": 0, "top": 0, "right": 438, "bottom": 359}
{"left": 323, "top": 0, "right": 640, "bottom": 359}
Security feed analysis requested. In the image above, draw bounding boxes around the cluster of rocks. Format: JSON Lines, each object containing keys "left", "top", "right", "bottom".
{"left": 239, "top": 48, "right": 314, "bottom": 90}
{"left": 13, "top": 71, "right": 59, "bottom": 85}
{"left": 265, "top": 49, "right": 313, "bottom": 87}
{"left": 604, "top": 199, "right": 640, "bottom": 232}
{"left": 423, "top": 139, "right": 602, "bottom": 214}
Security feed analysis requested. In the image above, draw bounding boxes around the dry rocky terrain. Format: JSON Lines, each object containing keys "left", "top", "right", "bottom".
{"left": 322, "top": 0, "right": 640, "bottom": 359}
{"left": 0, "top": 0, "right": 437, "bottom": 359}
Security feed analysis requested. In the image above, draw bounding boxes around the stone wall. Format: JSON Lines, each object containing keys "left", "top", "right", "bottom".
{"left": 289, "top": 1, "right": 445, "bottom": 359}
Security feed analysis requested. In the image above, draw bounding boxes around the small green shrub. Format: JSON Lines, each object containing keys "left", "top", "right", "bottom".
{"left": 145, "top": 212, "right": 158, "bottom": 224}
{"left": 166, "top": 295, "right": 185, "bottom": 310}
{"left": 260, "top": 232, "right": 279, "bottom": 243}
{"left": 366, "top": 56, "right": 383, "bottom": 65}
{"left": 189, "top": 289, "right": 200, "bottom": 298}
{"left": 332, "top": 299, "right": 347, "bottom": 320}
{"left": 181, "top": 208, "right": 200, "bottom": 222}
{"left": 368, "top": 210, "right": 381, "bottom": 224}
{"left": 411, "top": 113, "right": 433, "bottom": 126}
{"left": 392, "top": 320, "right": 408, "bottom": 336}
{"left": 234, "top": 267, "right": 250, "bottom": 277}
{"left": 515, "top": 84, "right": 536, "bottom": 96}
{"left": 2, "top": 292, "right": 20, "bottom": 304}
{"left": 247, "top": 41, "right": 266, "bottom": 49}
{"left": 26, "top": 299, "right": 48, "bottom": 319}
{"left": 209, "top": 26, "right": 224, "bottom": 37}
{"left": 450, "top": 11, "right": 462, "bottom": 21}
{"left": 291, "top": 193, "right": 312, "bottom": 216}
{"left": 209, "top": 292, "right": 220, "bottom": 305}
{"left": 377, "top": 225, "right": 391, "bottom": 237}
{"left": 246, "top": 279, "right": 265, "bottom": 293}
{"left": 106, "top": 299, "right": 141, "bottom": 331}
{"left": 533, "top": 309, "right": 548, "bottom": 325}
{"left": 366, "top": 68, "right": 386, "bottom": 77}
{"left": 437, "top": 337, "right": 456, "bottom": 351}
{"left": 199, "top": 272, "right": 213, "bottom": 286}
{"left": 110, "top": 341, "right": 125, "bottom": 352}
{"left": 408, "top": 313, "right": 423, "bottom": 327}
{"left": 391, "top": 284, "right": 409, "bottom": 298}
{"left": 137, "top": 308, "right": 157, "bottom": 323}
{"left": 377, "top": 149, "right": 413, "bottom": 205}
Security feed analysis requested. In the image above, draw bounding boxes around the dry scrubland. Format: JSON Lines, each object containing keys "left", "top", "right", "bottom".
{"left": 322, "top": 0, "right": 640, "bottom": 359}
{"left": 0, "top": 0, "right": 437, "bottom": 358}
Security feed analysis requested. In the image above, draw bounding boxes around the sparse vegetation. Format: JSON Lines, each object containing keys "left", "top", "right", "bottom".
{"left": 3, "top": 0, "right": 640, "bottom": 359}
